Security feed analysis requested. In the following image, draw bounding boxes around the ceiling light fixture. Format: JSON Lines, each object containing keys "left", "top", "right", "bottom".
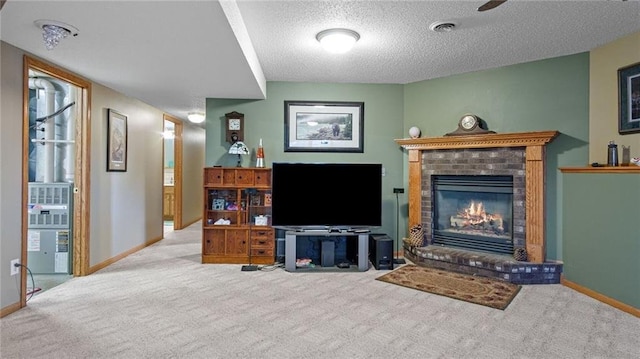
{"left": 187, "top": 112, "right": 205, "bottom": 124}
{"left": 316, "top": 28, "right": 360, "bottom": 54}
{"left": 34, "top": 20, "right": 79, "bottom": 50}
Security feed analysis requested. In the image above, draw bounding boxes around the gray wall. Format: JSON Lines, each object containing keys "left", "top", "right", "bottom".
{"left": 1, "top": 41, "right": 26, "bottom": 309}
{"left": 90, "top": 84, "right": 165, "bottom": 262}
{"left": 182, "top": 124, "right": 206, "bottom": 224}
{"left": 0, "top": 41, "right": 205, "bottom": 312}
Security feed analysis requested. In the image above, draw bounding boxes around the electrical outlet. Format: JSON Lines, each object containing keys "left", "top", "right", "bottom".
{"left": 393, "top": 188, "right": 405, "bottom": 194}
{"left": 10, "top": 259, "right": 20, "bottom": 276}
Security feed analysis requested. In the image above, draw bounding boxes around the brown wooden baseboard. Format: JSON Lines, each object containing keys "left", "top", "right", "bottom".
{"left": 180, "top": 216, "right": 201, "bottom": 230}
{"left": 561, "top": 276, "right": 639, "bottom": 318}
{"left": 88, "top": 235, "right": 163, "bottom": 274}
{"left": 0, "top": 301, "right": 22, "bottom": 318}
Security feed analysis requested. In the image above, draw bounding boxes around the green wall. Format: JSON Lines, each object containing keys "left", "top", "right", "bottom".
{"left": 207, "top": 82, "right": 405, "bottom": 240}
{"left": 562, "top": 173, "right": 640, "bottom": 308}
{"left": 205, "top": 53, "right": 590, "bottom": 261}
{"left": 404, "top": 53, "right": 591, "bottom": 260}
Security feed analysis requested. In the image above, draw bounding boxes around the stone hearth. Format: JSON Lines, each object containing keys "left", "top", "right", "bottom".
{"left": 404, "top": 245, "right": 563, "bottom": 284}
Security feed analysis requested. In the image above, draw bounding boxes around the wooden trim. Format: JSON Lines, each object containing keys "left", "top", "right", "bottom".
{"left": 182, "top": 216, "right": 201, "bottom": 229}
{"left": 525, "top": 146, "right": 545, "bottom": 263}
{"left": 408, "top": 159, "right": 422, "bottom": 227}
{"left": 560, "top": 166, "right": 640, "bottom": 173}
{"left": 76, "top": 80, "right": 92, "bottom": 277}
{"left": 0, "top": 302, "right": 22, "bottom": 319}
{"left": 395, "top": 130, "right": 559, "bottom": 150}
{"left": 21, "top": 56, "right": 30, "bottom": 309}
{"left": 23, "top": 56, "right": 92, "bottom": 308}
{"left": 163, "top": 114, "right": 183, "bottom": 229}
{"left": 174, "top": 121, "right": 184, "bottom": 229}
{"left": 88, "top": 235, "right": 163, "bottom": 274}
{"left": 561, "top": 276, "right": 640, "bottom": 318}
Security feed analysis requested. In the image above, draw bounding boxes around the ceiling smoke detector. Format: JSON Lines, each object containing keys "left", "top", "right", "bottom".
{"left": 429, "top": 21, "right": 457, "bottom": 33}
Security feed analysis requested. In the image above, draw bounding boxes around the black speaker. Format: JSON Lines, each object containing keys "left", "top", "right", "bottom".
{"left": 369, "top": 234, "right": 393, "bottom": 270}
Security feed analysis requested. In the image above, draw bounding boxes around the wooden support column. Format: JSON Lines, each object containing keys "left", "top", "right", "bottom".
{"left": 525, "top": 145, "right": 545, "bottom": 263}
{"left": 407, "top": 149, "right": 422, "bottom": 227}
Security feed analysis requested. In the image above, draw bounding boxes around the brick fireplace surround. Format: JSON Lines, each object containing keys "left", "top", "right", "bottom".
{"left": 396, "top": 131, "right": 563, "bottom": 284}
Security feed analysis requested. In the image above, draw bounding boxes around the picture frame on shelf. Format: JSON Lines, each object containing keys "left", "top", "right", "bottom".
{"left": 106, "top": 109, "right": 128, "bottom": 171}
{"left": 284, "top": 100, "right": 364, "bottom": 152}
{"left": 212, "top": 199, "right": 225, "bottom": 210}
{"left": 225, "top": 201, "right": 238, "bottom": 211}
{"left": 250, "top": 195, "right": 261, "bottom": 207}
{"left": 618, "top": 62, "right": 640, "bottom": 134}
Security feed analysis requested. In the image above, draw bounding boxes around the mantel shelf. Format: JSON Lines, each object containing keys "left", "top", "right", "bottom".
{"left": 560, "top": 166, "right": 640, "bottom": 174}
{"left": 395, "top": 130, "right": 559, "bottom": 150}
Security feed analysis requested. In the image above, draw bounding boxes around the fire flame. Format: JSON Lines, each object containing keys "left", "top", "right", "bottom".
{"left": 458, "top": 201, "right": 503, "bottom": 231}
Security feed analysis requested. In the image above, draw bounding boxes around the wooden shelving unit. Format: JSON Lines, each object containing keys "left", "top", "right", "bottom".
{"left": 202, "top": 167, "right": 274, "bottom": 264}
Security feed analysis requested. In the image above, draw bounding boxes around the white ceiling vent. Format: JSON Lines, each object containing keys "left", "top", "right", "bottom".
{"left": 429, "top": 21, "right": 457, "bottom": 33}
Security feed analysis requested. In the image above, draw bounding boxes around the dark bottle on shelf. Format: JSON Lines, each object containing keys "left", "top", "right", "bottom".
{"left": 607, "top": 140, "right": 619, "bottom": 167}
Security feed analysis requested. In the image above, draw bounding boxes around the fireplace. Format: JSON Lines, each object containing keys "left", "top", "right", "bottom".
{"left": 395, "top": 131, "right": 562, "bottom": 284}
{"left": 395, "top": 130, "right": 559, "bottom": 263}
{"left": 432, "top": 175, "right": 513, "bottom": 254}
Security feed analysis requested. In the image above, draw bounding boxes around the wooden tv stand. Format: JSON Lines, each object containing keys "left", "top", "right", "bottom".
{"left": 284, "top": 231, "right": 370, "bottom": 272}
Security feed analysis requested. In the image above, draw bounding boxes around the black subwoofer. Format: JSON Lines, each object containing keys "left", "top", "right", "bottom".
{"left": 369, "top": 234, "right": 393, "bottom": 270}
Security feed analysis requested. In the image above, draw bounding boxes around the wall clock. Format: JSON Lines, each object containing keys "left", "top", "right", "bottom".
{"left": 445, "top": 113, "right": 495, "bottom": 136}
{"left": 225, "top": 111, "right": 244, "bottom": 143}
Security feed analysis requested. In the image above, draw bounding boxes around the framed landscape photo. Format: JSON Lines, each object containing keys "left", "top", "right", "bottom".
{"left": 107, "top": 109, "right": 128, "bottom": 171}
{"left": 284, "top": 100, "right": 364, "bottom": 152}
{"left": 618, "top": 62, "right": 640, "bottom": 134}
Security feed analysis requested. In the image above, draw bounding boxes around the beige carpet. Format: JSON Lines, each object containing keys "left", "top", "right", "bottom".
{"left": 1, "top": 221, "right": 639, "bottom": 358}
{"left": 376, "top": 265, "right": 521, "bottom": 310}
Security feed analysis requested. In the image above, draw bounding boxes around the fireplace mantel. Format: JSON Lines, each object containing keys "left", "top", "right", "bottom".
{"left": 395, "top": 130, "right": 559, "bottom": 263}
{"left": 395, "top": 130, "right": 559, "bottom": 150}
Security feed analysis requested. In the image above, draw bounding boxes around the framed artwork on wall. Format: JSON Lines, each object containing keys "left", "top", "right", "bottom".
{"left": 284, "top": 100, "right": 364, "bottom": 152}
{"left": 618, "top": 62, "right": 640, "bottom": 134}
{"left": 107, "top": 109, "right": 128, "bottom": 171}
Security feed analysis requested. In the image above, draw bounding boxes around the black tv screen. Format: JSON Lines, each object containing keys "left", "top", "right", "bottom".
{"left": 271, "top": 162, "right": 382, "bottom": 228}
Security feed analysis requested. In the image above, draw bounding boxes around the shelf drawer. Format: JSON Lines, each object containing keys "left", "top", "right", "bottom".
{"left": 234, "top": 169, "right": 254, "bottom": 185}
{"left": 251, "top": 229, "right": 274, "bottom": 238}
{"left": 254, "top": 170, "right": 271, "bottom": 186}
{"left": 251, "top": 248, "right": 274, "bottom": 257}
{"left": 204, "top": 168, "right": 224, "bottom": 185}
{"left": 251, "top": 237, "right": 273, "bottom": 247}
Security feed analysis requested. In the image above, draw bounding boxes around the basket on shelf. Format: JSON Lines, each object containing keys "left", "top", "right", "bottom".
{"left": 405, "top": 224, "right": 424, "bottom": 247}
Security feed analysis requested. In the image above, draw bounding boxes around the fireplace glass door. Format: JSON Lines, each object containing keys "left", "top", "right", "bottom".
{"left": 432, "top": 175, "right": 513, "bottom": 254}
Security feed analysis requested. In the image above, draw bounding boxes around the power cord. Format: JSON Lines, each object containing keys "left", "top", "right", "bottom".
{"left": 258, "top": 263, "right": 285, "bottom": 272}
{"left": 14, "top": 263, "right": 36, "bottom": 302}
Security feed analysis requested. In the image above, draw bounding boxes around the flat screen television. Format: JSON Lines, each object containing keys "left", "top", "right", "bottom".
{"left": 271, "top": 162, "right": 382, "bottom": 229}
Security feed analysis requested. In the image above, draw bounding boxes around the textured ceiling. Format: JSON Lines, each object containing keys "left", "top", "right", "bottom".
{"left": 239, "top": 0, "right": 640, "bottom": 84}
{"left": 1, "top": 0, "right": 639, "bottom": 123}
